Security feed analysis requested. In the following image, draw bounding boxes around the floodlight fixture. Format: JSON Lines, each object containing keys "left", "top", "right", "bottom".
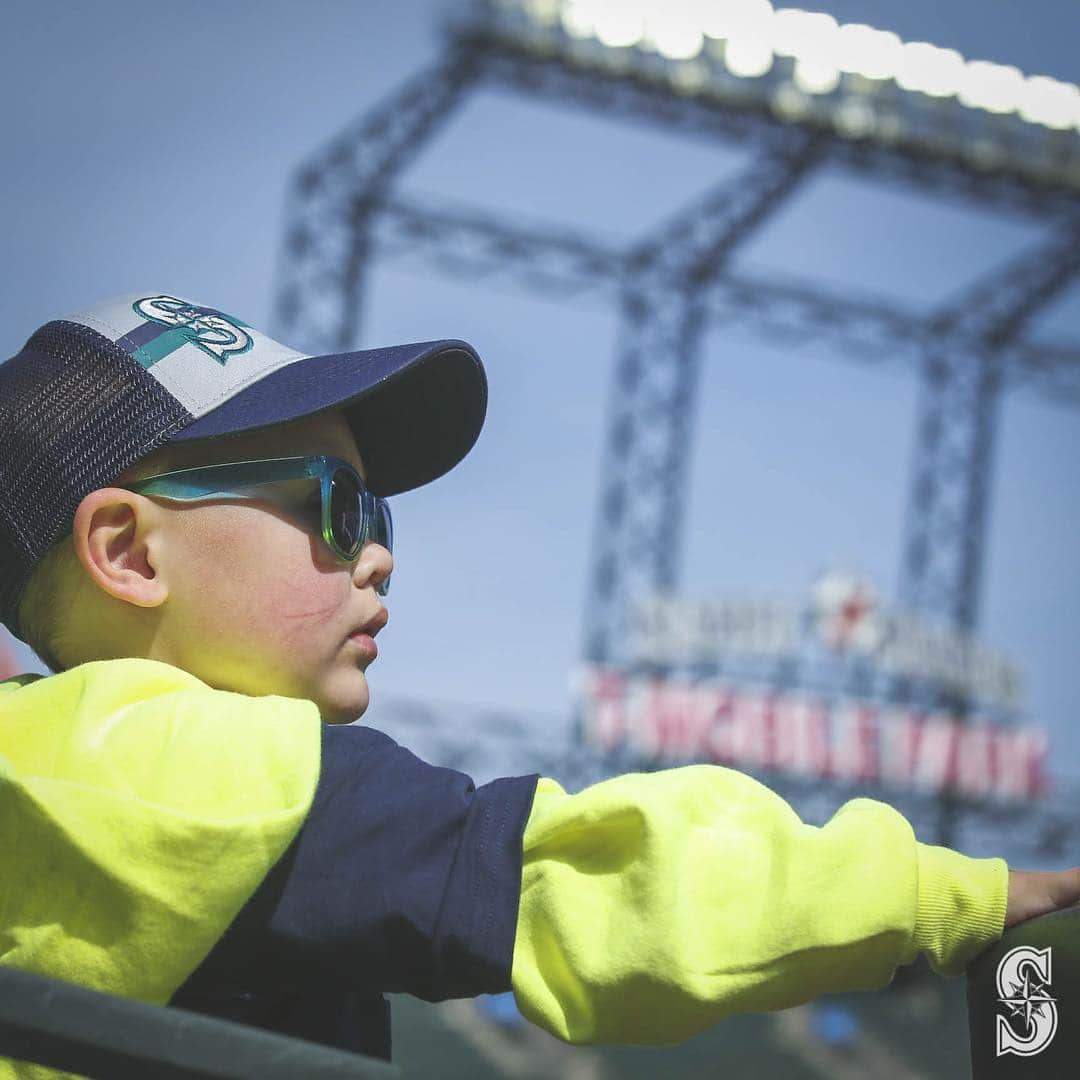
{"left": 895, "top": 41, "right": 965, "bottom": 98}
{"left": 834, "top": 24, "right": 903, "bottom": 81}
{"left": 592, "top": 5, "right": 645, "bottom": 49}
{"left": 701, "top": 0, "right": 774, "bottom": 43}
{"left": 793, "top": 58, "right": 840, "bottom": 96}
{"left": 497, "top": 0, "right": 1080, "bottom": 131}
{"left": 652, "top": 22, "right": 706, "bottom": 62}
{"left": 1019, "top": 76, "right": 1080, "bottom": 130}
{"left": 480, "top": 0, "right": 1080, "bottom": 191}
{"left": 771, "top": 8, "right": 836, "bottom": 64}
{"left": 959, "top": 61, "right": 1026, "bottom": 115}
{"left": 723, "top": 37, "right": 774, "bottom": 79}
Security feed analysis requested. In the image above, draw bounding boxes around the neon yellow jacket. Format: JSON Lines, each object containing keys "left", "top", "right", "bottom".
{"left": 0, "top": 660, "right": 322, "bottom": 1079}
{"left": 0, "top": 658, "right": 1009, "bottom": 1075}
{"left": 512, "top": 771, "right": 1008, "bottom": 1044}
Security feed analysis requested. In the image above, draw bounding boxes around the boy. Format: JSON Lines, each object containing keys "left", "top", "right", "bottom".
{"left": 1, "top": 291, "right": 1078, "bottom": 1076}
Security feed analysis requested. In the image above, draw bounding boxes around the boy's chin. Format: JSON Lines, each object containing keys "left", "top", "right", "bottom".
{"left": 316, "top": 675, "right": 370, "bottom": 725}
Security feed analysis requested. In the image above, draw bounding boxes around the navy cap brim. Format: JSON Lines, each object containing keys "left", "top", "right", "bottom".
{"left": 170, "top": 339, "right": 487, "bottom": 497}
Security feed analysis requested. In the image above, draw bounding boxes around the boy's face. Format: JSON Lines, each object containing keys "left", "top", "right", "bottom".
{"left": 94, "top": 408, "right": 393, "bottom": 724}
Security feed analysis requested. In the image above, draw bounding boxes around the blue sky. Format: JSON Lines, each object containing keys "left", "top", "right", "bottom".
{"left": 2, "top": 1, "right": 1078, "bottom": 810}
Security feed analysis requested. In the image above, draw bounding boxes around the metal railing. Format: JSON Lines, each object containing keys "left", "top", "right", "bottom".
{"left": 0, "top": 966, "right": 399, "bottom": 1079}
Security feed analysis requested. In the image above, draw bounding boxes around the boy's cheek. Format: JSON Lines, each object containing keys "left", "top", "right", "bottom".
{"left": 273, "top": 594, "right": 345, "bottom": 652}
{"left": 239, "top": 566, "right": 347, "bottom": 658}
{"left": 179, "top": 511, "right": 350, "bottom": 652}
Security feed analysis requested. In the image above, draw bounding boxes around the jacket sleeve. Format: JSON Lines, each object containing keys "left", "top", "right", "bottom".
{"left": 0, "top": 659, "right": 324, "bottom": 1009}
{"left": 510, "top": 766, "right": 1008, "bottom": 1045}
{"left": 176, "top": 723, "right": 540, "bottom": 1004}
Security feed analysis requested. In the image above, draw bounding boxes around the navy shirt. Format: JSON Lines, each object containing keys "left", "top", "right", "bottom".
{"left": 169, "top": 724, "right": 539, "bottom": 1061}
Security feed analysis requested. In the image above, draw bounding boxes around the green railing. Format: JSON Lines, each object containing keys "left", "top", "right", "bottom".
{"left": 0, "top": 966, "right": 399, "bottom": 1079}
{"left": 6, "top": 903, "right": 1077, "bottom": 1078}
{"left": 967, "top": 904, "right": 1080, "bottom": 1078}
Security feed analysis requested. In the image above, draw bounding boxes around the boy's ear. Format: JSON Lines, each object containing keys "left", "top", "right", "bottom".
{"left": 71, "top": 489, "right": 169, "bottom": 609}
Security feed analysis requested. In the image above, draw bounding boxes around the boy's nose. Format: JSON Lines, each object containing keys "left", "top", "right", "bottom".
{"left": 352, "top": 541, "right": 393, "bottom": 593}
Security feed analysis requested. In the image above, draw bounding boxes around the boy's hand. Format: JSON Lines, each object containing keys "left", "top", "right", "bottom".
{"left": 1005, "top": 867, "right": 1080, "bottom": 929}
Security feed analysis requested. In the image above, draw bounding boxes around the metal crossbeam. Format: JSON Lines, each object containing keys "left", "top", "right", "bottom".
{"left": 370, "top": 194, "right": 1080, "bottom": 405}
{"left": 902, "top": 222, "right": 1080, "bottom": 631}
{"left": 584, "top": 286, "right": 706, "bottom": 666}
{"left": 627, "top": 132, "right": 826, "bottom": 274}
{"left": 373, "top": 196, "right": 623, "bottom": 300}
{"left": 584, "top": 138, "right": 826, "bottom": 665}
{"left": 711, "top": 273, "right": 1080, "bottom": 403}
{"left": 933, "top": 220, "right": 1080, "bottom": 344}
{"left": 276, "top": 45, "right": 485, "bottom": 354}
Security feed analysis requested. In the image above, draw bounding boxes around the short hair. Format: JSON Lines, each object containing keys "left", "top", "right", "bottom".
{"left": 17, "top": 535, "right": 82, "bottom": 673}
{"left": 17, "top": 440, "right": 205, "bottom": 672}
{"left": 17, "top": 412, "right": 353, "bottom": 671}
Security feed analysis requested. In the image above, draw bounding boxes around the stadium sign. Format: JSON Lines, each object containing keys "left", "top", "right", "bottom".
{"left": 630, "top": 572, "right": 1024, "bottom": 711}
{"left": 576, "top": 665, "right": 1048, "bottom": 803}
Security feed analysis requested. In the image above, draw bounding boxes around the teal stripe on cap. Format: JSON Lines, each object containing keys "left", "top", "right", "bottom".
{"left": 131, "top": 327, "right": 195, "bottom": 370}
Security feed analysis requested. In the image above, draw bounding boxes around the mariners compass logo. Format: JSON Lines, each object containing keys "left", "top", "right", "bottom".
{"left": 996, "top": 945, "right": 1058, "bottom": 1057}
{"left": 133, "top": 295, "right": 253, "bottom": 366}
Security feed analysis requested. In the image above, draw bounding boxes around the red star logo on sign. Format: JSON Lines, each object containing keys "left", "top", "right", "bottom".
{"left": 812, "top": 572, "right": 884, "bottom": 653}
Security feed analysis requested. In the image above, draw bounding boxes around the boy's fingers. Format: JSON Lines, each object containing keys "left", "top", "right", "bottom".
{"left": 1005, "top": 868, "right": 1080, "bottom": 928}
{"left": 1048, "top": 867, "right": 1080, "bottom": 908}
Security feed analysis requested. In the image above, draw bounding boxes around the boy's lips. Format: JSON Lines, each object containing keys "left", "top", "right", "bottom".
{"left": 349, "top": 633, "right": 378, "bottom": 660}
{"left": 348, "top": 607, "right": 388, "bottom": 658}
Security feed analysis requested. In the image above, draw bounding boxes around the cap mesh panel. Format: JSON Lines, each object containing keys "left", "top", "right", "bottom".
{"left": 0, "top": 320, "right": 190, "bottom": 639}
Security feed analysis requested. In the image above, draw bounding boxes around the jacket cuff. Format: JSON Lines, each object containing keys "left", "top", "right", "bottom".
{"left": 912, "top": 843, "right": 1009, "bottom": 976}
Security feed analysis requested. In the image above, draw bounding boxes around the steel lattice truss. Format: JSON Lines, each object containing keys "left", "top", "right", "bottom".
{"left": 277, "top": 12, "right": 1080, "bottom": 853}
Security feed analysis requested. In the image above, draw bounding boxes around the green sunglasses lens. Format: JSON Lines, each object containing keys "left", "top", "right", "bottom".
{"left": 326, "top": 463, "right": 393, "bottom": 561}
{"left": 329, "top": 467, "right": 363, "bottom": 556}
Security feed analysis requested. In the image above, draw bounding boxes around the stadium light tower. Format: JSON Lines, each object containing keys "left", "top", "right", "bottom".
{"left": 278, "top": 0, "right": 1080, "bottom": 854}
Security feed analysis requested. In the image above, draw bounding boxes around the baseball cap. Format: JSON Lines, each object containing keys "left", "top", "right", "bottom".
{"left": 0, "top": 291, "right": 488, "bottom": 641}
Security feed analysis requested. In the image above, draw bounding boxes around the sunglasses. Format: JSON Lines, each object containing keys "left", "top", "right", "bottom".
{"left": 123, "top": 455, "right": 393, "bottom": 595}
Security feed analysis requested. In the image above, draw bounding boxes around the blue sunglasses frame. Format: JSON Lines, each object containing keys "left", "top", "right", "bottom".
{"left": 123, "top": 455, "right": 393, "bottom": 595}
